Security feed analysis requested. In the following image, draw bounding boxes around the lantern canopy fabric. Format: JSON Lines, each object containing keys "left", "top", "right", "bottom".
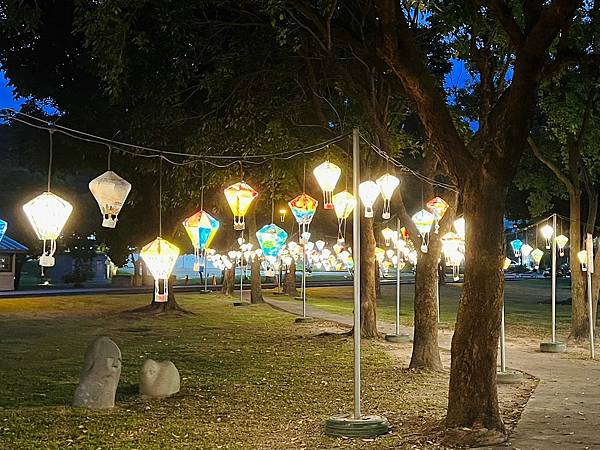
{"left": 556, "top": 234, "right": 569, "bottom": 256}
{"left": 520, "top": 244, "right": 533, "bottom": 258}
{"left": 376, "top": 174, "right": 400, "bottom": 219}
{"left": 453, "top": 218, "right": 466, "bottom": 238}
{"left": 358, "top": 180, "right": 380, "bottom": 218}
{"left": 510, "top": 239, "right": 523, "bottom": 257}
{"left": 0, "top": 219, "right": 6, "bottom": 243}
{"left": 531, "top": 248, "right": 544, "bottom": 269}
{"left": 224, "top": 181, "right": 258, "bottom": 230}
{"left": 332, "top": 191, "right": 355, "bottom": 220}
{"left": 23, "top": 192, "right": 73, "bottom": 267}
{"left": 288, "top": 193, "right": 318, "bottom": 225}
{"left": 426, "top": 197, "right": 449, "bottom": 221}
{"left": 183, "top": 211, "right": 220, "bottom": 251}
{"left": 140, "top": 237, "right": 180, "bottom": 302}
{"left": 412, "top": 209, "right": 435, "bottom": 236}
{"left": 313, "top": 161, "right": 341, "bottom": 209}
{"left": 89, "top": 170, "right": 132, "bottom": 228}
{"left": 256, "top": 223, "right": 288, "bottom": 260}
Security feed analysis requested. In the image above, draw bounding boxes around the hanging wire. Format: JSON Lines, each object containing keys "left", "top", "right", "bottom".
{"left": 159, "top": 155, "right": 163, "bottom": 237}
{"left": 302, "top": 152, "right": 306, "bottom": 193}
{"left": 270, "top": 160, "right": 275, "bottom": 224}
{"left": 200, "top": 160, "right": 205, "bottom": 211}
{"left": 47, "top": 129, "right": 54, "bottom": 192}
{"left": 107, "top": 144, "right": 112, "bottom": 171}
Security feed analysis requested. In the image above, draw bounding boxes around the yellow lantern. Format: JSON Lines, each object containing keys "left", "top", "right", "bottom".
{"left": 358, "top": 180, "right": 380, "bottom": 218}
{"left": 540, "top": 224, "right": 554, "bottom": 249}
{"left": 503, "top": 257, "right": 512, "bottom": 270}
{"left": 88, "top": 170, "right": 132, "bottom": 228}
{"left": 23, "top": 192, "right": 73, "bottom": 267}
{"left": 555, "top": 234, "right": 568, "bottom": 256}
{"left": 313, "top": 160, "right": 341, "bottom": 209}
{"left": 376, "top": 173, "right": 400, "bottom": 219}
{"left": 531, "top": 248, "right": 544, "bottom": 270}
{"left": 140, "top": 237, "right": 180, "bottom": 302}
{"left": 332, "top": 190, "right": 356, "bottom": 243}
{"left": 577, "top": 250, "right": 589, "bottom": 271}
{"left": 279, "top": 208, "right": 287, "bottom": 223}
{"left": 224, "top": 181, "right": 258, "bottom": 230}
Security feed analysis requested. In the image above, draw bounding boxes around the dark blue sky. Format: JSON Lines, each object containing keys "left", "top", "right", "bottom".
{"left": 0, "top": 70, "right": 23, "bottom": 110}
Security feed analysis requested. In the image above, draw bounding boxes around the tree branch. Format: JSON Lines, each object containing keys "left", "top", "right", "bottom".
{"left": 479, "top": 0, "right": 525, "bottom": 49}
{"left": 527, "top": 136, "right": 576, "bottom": 194}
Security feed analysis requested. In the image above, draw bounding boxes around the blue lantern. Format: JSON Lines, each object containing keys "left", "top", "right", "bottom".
{"left": 256, "top": 224, "right": 288, "bottom": 261}
{"left": 510, "top": 239, "right": 523, "bottom": 258}
{"left": 0, "top": 219, "right": 6, "bottom": 243}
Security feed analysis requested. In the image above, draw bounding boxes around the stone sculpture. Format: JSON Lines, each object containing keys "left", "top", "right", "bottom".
{"left": 139, "top": 359, "right": 180, "bottom": 398}
{"left": 73, "top": 336, "right": 121, "bottom": 409}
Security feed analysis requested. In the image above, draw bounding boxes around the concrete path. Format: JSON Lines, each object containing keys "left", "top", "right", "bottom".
{"left": 264, "top": 297, "right": 600, "bottom": 450}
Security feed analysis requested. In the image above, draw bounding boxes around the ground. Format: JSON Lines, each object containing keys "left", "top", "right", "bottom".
{"left": 0, "top": 280, "right": 582, "bottom": 449}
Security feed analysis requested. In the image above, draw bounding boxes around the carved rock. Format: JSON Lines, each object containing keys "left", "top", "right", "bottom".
{"left": 139, "top": 359, "right": 180, "bottom": 398}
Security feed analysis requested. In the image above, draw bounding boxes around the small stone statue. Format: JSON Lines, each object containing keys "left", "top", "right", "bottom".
{"left": 73, "top": 336, "right": 121, "bottom": 409}
{"left": 139, "top": 359, "right": 180, "bottom": 398}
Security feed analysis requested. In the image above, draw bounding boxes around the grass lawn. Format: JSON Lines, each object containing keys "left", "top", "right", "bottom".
{"left": 285, "top": 278, "right": 573, "bottom": 341}
{"left": 0, "top": 293, "right": 455, "bottom": 449}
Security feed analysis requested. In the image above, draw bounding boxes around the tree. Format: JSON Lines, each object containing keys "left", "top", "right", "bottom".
{"left": 373, "top": 0, "right": 583, "bottom": 437}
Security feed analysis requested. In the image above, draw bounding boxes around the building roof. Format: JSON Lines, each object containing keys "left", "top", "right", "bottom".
{"left": 0, "top": 235, "right": 29, "bottom": 253}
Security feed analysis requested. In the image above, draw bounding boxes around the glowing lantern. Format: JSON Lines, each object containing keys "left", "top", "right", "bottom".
{"left": 313, "top": 161, "right": 341, "bottom": 209}
{"left": 426, "top": 197, "right": 449, "bottom": 233}
{"left": 23, "top": 192, "right": 73, "bottom": 267}
{"left": 332, "top": 190, "right": 356, "bottom": 243}
{"left": 279, "top": 208, "right": 287, "bottom": 223}
{"left": 577, "top": 250, "right": 589, "bottom": 271}
{"left": 453, "top": 218, "right": 465, "bottom": 238}
{"left": 375, "top": 247, "right": 386, "bottom": 264}
{"left": 531, "top": 248, "right": 544, "bottom": 269}
{"left": 540, "top": 224, "right": 554, "bottom": 249}
{"left": 140, "top": 237, "right": 180, "bottom": 302}
{"left": 399, "top": 227, "right": 409, "bottom": 240}
{"left": 555, "top": 234, "right": 568, "bottom": 256}
{"left": 182, "top": 210, "right": 220, "bottom": 271}
{"left": 376, "top": 173, "right": 400, "bottom": 219}
{"left": 288, "top": 193, "right": 318, "bottom": 240}
{"left": 358, "top": 181, "right": 380, "bottom": 218}
{"left": 381, "top": 227, "right": 397, "bottom": 246}
{"left": 520, "top": 244, "right": 533, "bottom": 258}
{"left": 510, "top": 239, "right": 523, "bottom": 258}
{"left": 412, "top": 209, "right": 435, "bottom": 253}
{"left": 224, "top": 181, "right": 258, "bottom": 230}
{"left": 503, "top": 257, "right": 512, "bottom": 270}
{"left": 441, "top": 232, "right": 461, "bottom": 256}
{"left": 316, "top": 240, "right": 326, "bottom": 251}
{"left": 0, "top": 219, "right": 6, "bottom": 243}
{"left": 88, "top": 171, "right": 131, "bottom": 228}
{"left": 256, "top": 223, "right": 288, "bottom": 261}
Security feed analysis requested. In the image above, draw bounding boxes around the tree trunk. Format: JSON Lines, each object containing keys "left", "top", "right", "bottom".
{"left": 360, "top": 215, "right": 379, "bottom": 338}
{"left": 374, "top": 261, "right": 382, "bottom": 299}
{"left": 569, "top": 192, "right": 588, "bottom": 339}
{"left": 446, "top": 173, "right": 505, "bottom": 433}
{"left": 250, "top": 255, "right": 264, "bottom": 304}
{"left": 222, "top": 267, "right": 235, "bottom": 296}
{"left": 128, "top": 276, "right": 192, "bottom": 315}
{"left": 410, "top": 233, "right": 443, "bottom": 370}
{"left": 284, "top": 260, "right": 299, "bottom": 296}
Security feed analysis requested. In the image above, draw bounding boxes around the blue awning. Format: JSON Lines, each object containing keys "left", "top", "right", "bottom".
{"left": 0, "top": 235, "right": 29, "bottom": 253}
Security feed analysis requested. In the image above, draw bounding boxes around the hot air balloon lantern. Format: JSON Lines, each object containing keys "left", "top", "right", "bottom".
{"left": 288, "top": 193, "right": 318, "bottom": 243}
{"left": 376, "top": 174, "right": 400, "bottom": 219}
{"left": 540, "top": 224, "right": 554, "bottom": 249}
{"left": 412, "top": 209, "right": 435, "bottom": 253}
{"left": 332, "top": 190, "right": 355, "bottom": 243}
{"left": 453, "top": 217, "right": 466, "bottom": 239}
{"left": 0, "top": 219, "right": 6, "bottom": 243}
{"left": 510, "top": 239, "right": 523, "bottom": 258}
{"left": 224, "top": 181, "right": 258, "bottom": 230}
{"left": 313, "top": 161, "right": 341, "bottom": 209}
{"left": 89, "top": 171, "right": 132, "bottom": 228}
{"left": 531, "top": 248, "right": 544, "bottom": 270}
{"left": 399, "top": 226, "right": 409, "bottom": 240}
{"left": 358, "top": 181, "right": 380, "bottom": 218}
{"left": 426, "top": 197, "right": 449, "bottom": 233}
{"left": 555, "top": 234, "right": 569, "bottom": 256}
{"left": 381, "top": 227, "right": 397, "bottom": 247}
{"left": 503, "top": 257, "right": 512, "bottom": 270}
{"left": 577, "top": 250, "right": 589, "bottom": 271}
{"left": 256, "top": 223, "right": 288, "bottom": 263}
{"left": 279, "top": 208, "right": 287, "bottom": 223}
{"left": 182, "top": 210, "right": 220, "bottom": 272}
{"left": 520, "top": 243, "right": 533, "bottom": 259}
{"left": 140, "top": 237, "right": 180, "bottom": 302}
{"left": 23, "top": 192, "right": 73, "bottom": 267}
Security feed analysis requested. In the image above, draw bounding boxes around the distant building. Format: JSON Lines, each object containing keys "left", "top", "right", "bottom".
{"left": 0, "top": 235, "right": 29, "bottom": 291}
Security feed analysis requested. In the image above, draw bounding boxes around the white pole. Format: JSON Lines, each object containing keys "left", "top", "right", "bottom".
{"left": 204, "top": 251, "right": 209, "bottom": 291}
{"left": 551, "top": 213, "right": 557, "bottom": 343}
{"left": 500, "top": 302, "right": 506, "bottom": 372}
{"left": 586, "top": 233, "right": 595, "bottom": 359}
{"left": 396, "top": 217, "right": 401, "bottom": 336}
{"left": 352, "top": 128, "right": 361, "bottom": 419}
{"left": 436, "top": 270, "right": 440, "bottom": 323}
{"left": 302, "top": 246, "right": 307, "bottom": 318}
{"left": 240, "top": 258, "right": 244, "bottom": 304}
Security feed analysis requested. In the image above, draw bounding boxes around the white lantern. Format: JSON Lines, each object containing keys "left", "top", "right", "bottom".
{"left": 23, "top": 192, "right": 73, "bottom": 267}
{"left": 520, "top": 244, "right": 533, "bottom": 258}
{"left": 381, "top": 227, "right": 397, "bottom": 246}
{"left": 577, "top": 250, "right": 589, "bottom": 271}
{"left": 540, "top": 224, "right": 554, "bottom": 249}
{"left": 453, "top": 217, "right": 465, "bottom": 238}
{"left": 313, "top": 161, "right": 341, "bottom": 209}
{"left": 358, "top": 181, "right": 380, "bottom": 218}
{"left": 89, "top": 170, "right": 132, "bottom": 228}
{"left": 376, "top": 173, "right": 400, "bottom": 219}
{"left": 412, "top": 209, "right": 435, "bottom": 253}
{"left": 316, "top": 240, "right": 326, "bottom": 251}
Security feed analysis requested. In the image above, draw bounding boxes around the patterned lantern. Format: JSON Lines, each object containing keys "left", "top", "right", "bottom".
{"left": 224, "top": 181, "right": 258, "bottom": 230}
{"left": 555, "top": 234, "right": 569, "bottom": 256}
{"left": 510, "top": 239, "right": 523, "bottom": 258}
{"left": 289, "top": 193, "right": 318, "bottom": 243}
{"left": 313, "top": 161, "right": 341, "bottom": 209}
{"left": 140, "top": 237, "right": 180, "bottom": 302}
{"left": 412, "top": 209, "right": 435, "bottom": 253}
{"left": 256, "top": 223, "right": 288, "bottom": 261}
{"left": 23, "top": 192, "right": 73, "bottom": 267}
{"left": 376, "top": 173, "right": 400, "bottom": 219}
{"left": 531, "top": 248, "right": 544, "bottom": 270}
{"left": 183, "top": 210, "right": 220, "bottom": 271}
{"left": 88, "top": 170, "right": 132, "bottom": 228}
{"left": 540, "top": 224, "right": 554, "bottom": 249}
{"left": 520, "top": 244, "right": 533, "bottom": 259}
{"left": 358, "top": 181, "right": 380, "bottom": 218}
{"left": 426, "top": 197, "right": 449, "bottom": 233}
{"left": 381, "top": 227, "right": 397, "bottom": 247}
{"left": 0, "top": 219, "right": 6, "bottom": 243}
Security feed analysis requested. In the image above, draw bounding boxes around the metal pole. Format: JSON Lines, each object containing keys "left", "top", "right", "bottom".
{"left": 352, "top": 128, "right": 361, "bottom": 419}
{"left": 302, "top": 246, "right": 307, "bottom": 318}
{"left": 204, "top": 251, "right": 209, "bottom": 291}
{"left": 551, "top": 213, "right": 557, "bottom": 343}
{"left": 500, "top": 302, "right": 506, "bottom": 372}
{"left": 436, "top": 270, "right": 440, "bottom": 323}
{"left": 586, "top": 233, "right": 595, "bottom": 359}
{"left": 396, "top": 217, "right": 401, "bottom": 336}
{"left": 240, "top": 259, "right": 244, "bottom": 304}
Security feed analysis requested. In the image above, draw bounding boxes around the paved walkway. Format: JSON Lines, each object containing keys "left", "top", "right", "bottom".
{"left": 264, "top": 297, "right": 600, "bottom": 450}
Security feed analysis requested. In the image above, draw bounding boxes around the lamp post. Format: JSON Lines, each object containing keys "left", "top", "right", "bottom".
{"left": 385, "top": 217, "right": 411, "bottom": 343}
{"left": 325, "top": 128, "right": 389, "bottom": 437}
{"left": 540, "top": 214, "right": 566, "bottom": 353}
{"left": 497, "top": 257, "right": 523, "bottom": 383}
{"left": 582, "top": 234, "right": 595, "bottom": 359}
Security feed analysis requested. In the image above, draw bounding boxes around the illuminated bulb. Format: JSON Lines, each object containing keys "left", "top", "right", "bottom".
{"left": 358, "top": 181, "right": 380, "bottom": 218}
{"left": 540, "top": 224, "right": 554, "bottom": 249}
{"left": 376, "top": 173, "right": 400, "bottom": 219}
